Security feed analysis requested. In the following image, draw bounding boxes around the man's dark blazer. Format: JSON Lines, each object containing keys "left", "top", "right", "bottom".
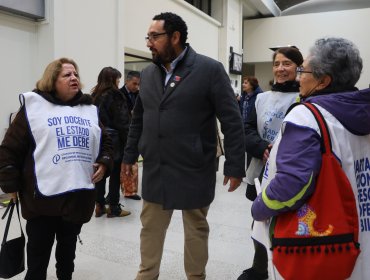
{"left": 123, "top": 45, "right": 245, "bottom": 209}
{"left": 120, "top": 86, "right": 138, "bottom": 114}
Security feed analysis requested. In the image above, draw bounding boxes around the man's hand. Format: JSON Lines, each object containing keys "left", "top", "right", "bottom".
{"left": 223, "top": 176, "right": 242, "bottom": 192}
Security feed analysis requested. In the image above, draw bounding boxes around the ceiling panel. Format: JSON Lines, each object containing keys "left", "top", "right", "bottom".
{"left": 281, "top": 0, "right": 370, "bottom": 16}
{"left": 273, "top": 0, "right": 308, "bottom": 10}
{"left": 243, "top": 0, "right": 370, "bottom": 18}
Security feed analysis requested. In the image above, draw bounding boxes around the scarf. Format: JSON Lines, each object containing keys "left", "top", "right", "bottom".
{"left": 271, "top": 80, "right": 300, "bottom": 93}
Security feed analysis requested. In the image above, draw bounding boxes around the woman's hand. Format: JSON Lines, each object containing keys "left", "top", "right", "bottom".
{"left": 263, "top": 144, "right": 273, "bottom": 163}
{"left": 92, "top": 163, "right": 107, "bottom": 183}
{"left": 10, "top": 192, "right": 18, "bottom": 202}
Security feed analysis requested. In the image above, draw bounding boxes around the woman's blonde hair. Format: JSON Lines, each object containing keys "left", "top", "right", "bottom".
{"left": 36, "top": 57, "right": 81, "bottom": 92}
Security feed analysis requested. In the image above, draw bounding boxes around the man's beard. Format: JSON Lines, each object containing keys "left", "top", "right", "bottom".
{"left": 152, "top": 41, "right": 177, "bottom": 65}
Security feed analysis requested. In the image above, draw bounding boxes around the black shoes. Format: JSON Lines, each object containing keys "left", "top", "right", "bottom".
{"left": 124, "top": 194, "right": 141, "bottom": 200}
{"left": 104, "top": 196, "right": 110, "bottom": 205}
{"left": 245, "top": 184, "right": 257, "bottom": 201}
{"left": 106, "top": 194, "right": 142, "bottom": 202}
{"left": 237, "top": 267, "right": 268, "bottom": 280}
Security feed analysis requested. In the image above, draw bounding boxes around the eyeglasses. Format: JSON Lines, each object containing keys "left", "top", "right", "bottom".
{"left": 296, "top": 66, "right": 313, "bottom": 77}
{"left": 145, "top": 32, "right": 168, "bottom": 42}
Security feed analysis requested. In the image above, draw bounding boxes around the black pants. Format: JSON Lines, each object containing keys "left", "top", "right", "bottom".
{"left": 95, "top": 159, "right": 121, "bottom": 206}
{"left": 252, "top": 234, "right": 268, "bottom": 274}
{"left": 25, "top": 216, "right": 82, "bottom": 280}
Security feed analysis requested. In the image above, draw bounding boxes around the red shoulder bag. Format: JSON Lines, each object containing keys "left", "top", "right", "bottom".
{"left": 271, "top": 103, "right": 360, "bottom": 280}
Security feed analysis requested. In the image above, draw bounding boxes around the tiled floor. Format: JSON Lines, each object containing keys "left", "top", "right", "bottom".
{"left": 1, "top": 158, "right": 261, "bottom": 280}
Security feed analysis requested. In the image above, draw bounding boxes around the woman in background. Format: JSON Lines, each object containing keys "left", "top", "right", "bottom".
{"left": 239, "top": 76, "right": 263, "bottom": 188}
{"left": 91, "top": 66, "right": 131, "bottom": 218}
{"left": 239, "top": 76, "right": 263, "bottom": 130}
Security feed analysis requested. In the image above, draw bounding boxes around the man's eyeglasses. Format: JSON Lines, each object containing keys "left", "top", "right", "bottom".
{"left": 145, "top": 32, "right": 168, "bottom": 42}
{"left": 296, "top": 66, "right": 313, "bottom": 77}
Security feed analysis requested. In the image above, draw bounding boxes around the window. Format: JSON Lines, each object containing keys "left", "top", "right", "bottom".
{"left": 0, "top": 0, "right": 45, "bottom": 20}
{"left": 124, "top": 54, "right": 151, "bottom": 76}
{"left": 273, "top": 0, "right": 308, "bottom": 11}
{"left": 185, "top": 0, "right": 211, "bottom": 16}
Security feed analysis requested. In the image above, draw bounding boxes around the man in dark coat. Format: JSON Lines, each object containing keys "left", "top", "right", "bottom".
{"left": 122, "top": 12, "right": 245, "bottom": 279}
{"left": 119, "top": 70, "right": 141, "bottom": 200}
{"left": 120, "top": 70, "right": 140, "bottom": 115}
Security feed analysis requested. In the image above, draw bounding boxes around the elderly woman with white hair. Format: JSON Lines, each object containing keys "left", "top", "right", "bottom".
{"left": 252, "top": 37, "right": 370, "bottom": 279}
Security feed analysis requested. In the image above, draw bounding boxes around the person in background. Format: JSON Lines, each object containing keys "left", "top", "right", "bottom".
{"left": 239, "top": 47, "right": 303, "bottom": 280}
{"left": 240, "top": 76, "right": 263, "bottom": 129}
{"left": 91, "top": 66, "right": 132, "bottom": 217}
{"left": 122, "top": 12, "right": 245, "bottom": 279}
{"left": 0, "top": 57, "right": 113, "bottom": 280}
{"left": 120, "top": 70, "right": 142, "bottom": 200}
{"left": 120, "top": 70, "right": 140, "bottom": 114}
{"left": 252, "top": 37, "right": 370, "bottom": 280}
{"left": 239, "top": 76, "right": 263, "bottom": 171}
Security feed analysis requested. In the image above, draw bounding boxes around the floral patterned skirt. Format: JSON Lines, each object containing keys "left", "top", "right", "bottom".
{"left": 121, "top": 163, "right": 139, "bottom": 196}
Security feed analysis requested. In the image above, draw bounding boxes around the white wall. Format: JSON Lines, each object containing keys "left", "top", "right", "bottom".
{"left": 0, "top": 0, "right": 241, "bottom": 140}
{"left": 254, "top": 62, "right": 273, "bottom": 92}
{"left": 51, "top": 0, "right": 125, "bottom": 92}
{"left": 225, "top": 0, "right": 244, "bottom": 95}
{"left": 0, "top": 0, "right": 126, "bottom": 139}
{"left": 123, "top": 0, "right": 220, "bottom": 60}
{"left": 0, "top": 13, "right": 38, "bottom": 135}
{"left": 244, "top": 8, "right": 370, "bottom": 89}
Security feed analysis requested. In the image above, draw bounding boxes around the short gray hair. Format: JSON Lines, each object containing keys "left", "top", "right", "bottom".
{"left": 126, "top": 70, "right": 140, "bottom": 80}
{"left": 308, "top": 37, "right": 362, "bottom": 92}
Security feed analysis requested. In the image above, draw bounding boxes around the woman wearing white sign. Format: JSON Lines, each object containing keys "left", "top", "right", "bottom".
{"left": 0, "top": 57, "right": 113, "bottom": 280}
{"left": 239, "top": 47, "right": 303, "bottom": 280}
{"left": 252, "top": 37, "right": 370, "bottom": 280}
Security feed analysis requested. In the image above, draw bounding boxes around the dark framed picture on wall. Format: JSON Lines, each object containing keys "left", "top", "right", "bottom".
{"left": 229, "top": 52, "right": 243, "bottom": 75}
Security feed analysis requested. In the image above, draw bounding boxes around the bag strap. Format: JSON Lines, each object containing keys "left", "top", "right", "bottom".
{"left": 15, "top": 200, "right": 24, "bottom": 237}
{"left": 1, "top": 201, "right": 15, "bottom": 245}
{"left": 302, "top": 103, "right": 332, "bottom": 155}
{"left": 1, "top": 200, "right": 24, "bottom": 246}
